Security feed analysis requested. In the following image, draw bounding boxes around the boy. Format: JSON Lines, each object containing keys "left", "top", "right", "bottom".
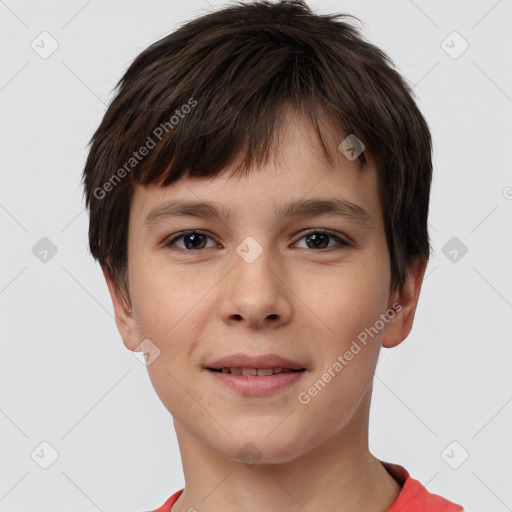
{"left": 82, "top": 1, "right": 464, "bottom": 510}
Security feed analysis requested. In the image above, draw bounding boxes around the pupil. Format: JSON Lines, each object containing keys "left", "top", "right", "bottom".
{"left": 306, "top": 233, "right": 328, "bottom": 249}
{"left": 185, "top": 233, "right": 206, "bottom": 249}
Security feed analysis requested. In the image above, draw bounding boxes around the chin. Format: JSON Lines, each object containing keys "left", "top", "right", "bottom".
{"left": 214, "top": 426, "right": 311, "bottom": 466}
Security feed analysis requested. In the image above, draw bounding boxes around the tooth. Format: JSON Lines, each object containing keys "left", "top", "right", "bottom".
{"left": 282, "top": 368, "right": 292, "bottom": 373}
{"left": 273, "top": 367, "right": 283, "bottom": 374}
{"left": 221, "top": 368, "right": 229, "bottom": 373}
{"left": 230, "top": 367, "right": 242, "bottom": 375}
{"left": 241, "top": 368, "right": 257, "bottom": 376}
{"left": 257, "top": 368, "right": 274, "bottom": 376}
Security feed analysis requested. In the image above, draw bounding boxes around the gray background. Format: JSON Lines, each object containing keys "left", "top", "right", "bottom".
{"left": 1, "top": 0, "right": 511, "bottom": 510}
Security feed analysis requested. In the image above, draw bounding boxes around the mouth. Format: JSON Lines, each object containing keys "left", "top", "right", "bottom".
{"left": 206, "top": 367, "right": 306, "bottom": 396}
{"left": 204, "top": 353, "right": 307, "bottom": 396}
{"left": 205, "top": 353, "right": 306, "bottom": 372}
{"left": 208, "top": 367, "right": 305, "bottom": 376}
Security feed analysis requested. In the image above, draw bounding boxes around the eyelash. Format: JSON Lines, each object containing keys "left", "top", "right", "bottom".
{"left": 164, "top": 229, "right": 351, "bottom": 253}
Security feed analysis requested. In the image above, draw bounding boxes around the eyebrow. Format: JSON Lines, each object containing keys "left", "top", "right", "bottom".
{"left": 143, "top": 198, "right": 372, "bottom": 229}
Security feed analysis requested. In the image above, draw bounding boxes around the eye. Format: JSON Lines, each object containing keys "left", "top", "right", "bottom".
{"left": 164, "top": 229, "right": 351, "bottom": 253}
{"left": 164, "top": 230, "right": 218, "bottom": 251}
{"left": 294, "top": 229, "right": 351, "bottom": 250}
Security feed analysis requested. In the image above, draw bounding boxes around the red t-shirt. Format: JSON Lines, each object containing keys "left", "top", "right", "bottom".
{"left": 149, "top": 462, "right": 463, "bottom": 511}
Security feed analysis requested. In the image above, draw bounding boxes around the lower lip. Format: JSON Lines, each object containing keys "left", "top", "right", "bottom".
{"left": 206, "top": 369, "right": 306, "bottom": 396}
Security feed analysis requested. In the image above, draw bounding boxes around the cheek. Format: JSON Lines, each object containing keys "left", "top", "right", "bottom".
{"left": 292, "top": 256, "right": 389, "bottom": 410}
{"left": 298, "top": 256, "right": 390, "bottom": 347}
{"left": 130, "top": 256, "right": 212, "bottom": 338}
{"left": 132, "top": 268, "right": 211, "bottom": 419}
{"left": 295, "top": 300, "right": 383, "bottom": 439}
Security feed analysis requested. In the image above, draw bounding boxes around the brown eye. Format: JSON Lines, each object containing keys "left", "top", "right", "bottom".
{"left": 165, "top": 231, "right": 215, "bottom": 251}
{"left": 295, "top": 230, "right": 350, "bottom": 250}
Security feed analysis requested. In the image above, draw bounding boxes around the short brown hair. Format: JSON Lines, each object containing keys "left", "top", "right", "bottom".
{"left": 82, "top": 0, "right": 432, "bottom": 299}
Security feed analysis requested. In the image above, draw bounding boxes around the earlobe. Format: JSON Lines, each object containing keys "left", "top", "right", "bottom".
{"left": 382, "top": 258, "right": 427, "bottom": 349}
{"left": 103, "top": 269, "right": 140, "bottom": 351}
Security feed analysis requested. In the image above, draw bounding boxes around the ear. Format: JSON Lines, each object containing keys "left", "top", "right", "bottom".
{"left": 382, "top": 258, "right": 427, "bottom": 349}
{"left": 103, "top": 269, "right": 140, "bottom": 351}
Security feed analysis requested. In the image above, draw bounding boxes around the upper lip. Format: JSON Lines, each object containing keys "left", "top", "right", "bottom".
{"left": 205, "top": 353, "right": 306, "bottom": 370}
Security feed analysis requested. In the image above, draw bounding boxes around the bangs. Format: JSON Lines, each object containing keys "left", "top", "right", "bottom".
{"left": 103, "top": 14, "right": 371, "bottom": 191}
{"left": 140, "top": 99, "right": 353, "bottom": 188}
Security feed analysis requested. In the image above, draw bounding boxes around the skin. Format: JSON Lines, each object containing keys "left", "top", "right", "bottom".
{"left": 105, "top": 113, "right": 426, "bottom": 512}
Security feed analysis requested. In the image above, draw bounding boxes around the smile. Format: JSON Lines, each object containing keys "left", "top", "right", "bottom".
{"left": 209, "top": 367, "right": 305, "bottom": 376}
{"left": 206, "top": 367, "right": 306, "bottom": 396}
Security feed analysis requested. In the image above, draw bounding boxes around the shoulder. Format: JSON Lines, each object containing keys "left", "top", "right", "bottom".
{"left": 382, "top": 461, "right": 464, "bottom": 512}
{"left": 145, "top": 489, "right": 184, "bottom": 512}
{"left": 144, "top": 465, "right": 464, "bottom": 512}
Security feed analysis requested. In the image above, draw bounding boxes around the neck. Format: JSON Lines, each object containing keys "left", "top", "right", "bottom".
{"left": 171, "top": 395, "right": 400, "bottom": 512}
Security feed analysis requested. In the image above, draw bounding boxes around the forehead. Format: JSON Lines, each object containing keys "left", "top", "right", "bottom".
{"left": 129, "top": 115, "right": 381, "bottom": 230}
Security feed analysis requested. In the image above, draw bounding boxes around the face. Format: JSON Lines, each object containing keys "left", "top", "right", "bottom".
{"left": 106, "top": 116, "right": 423, "bottom": 465}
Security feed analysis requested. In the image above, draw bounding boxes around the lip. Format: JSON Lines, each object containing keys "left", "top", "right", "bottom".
{"left": 205, "top": 353, "right": 305, "bottom": 370}
{"left": 204, "top": 353, "right": 307, "bottom": 397}
{"left": 207, "top": 369, "right": 306, "bottom": 396}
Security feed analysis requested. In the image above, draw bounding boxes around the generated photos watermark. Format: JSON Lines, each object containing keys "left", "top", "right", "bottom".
{"left": 297, "top": 301, "right": 402, "bottom": 405}
{"left": 93, "top": 97, "right": 197, "bottom": 200}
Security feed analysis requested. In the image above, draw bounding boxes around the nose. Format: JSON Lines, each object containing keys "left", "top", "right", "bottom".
{"left": 219, "top": 242, "right": 292, "bottom": 330}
